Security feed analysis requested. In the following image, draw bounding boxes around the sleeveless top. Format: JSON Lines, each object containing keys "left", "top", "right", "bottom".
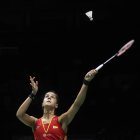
{"left": 33, "top": 116, "right": 66, "bottom": 140}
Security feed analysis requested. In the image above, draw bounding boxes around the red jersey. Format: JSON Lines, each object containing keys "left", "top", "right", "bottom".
{"left": 33, "top": 116, "right": 66, "bottom": 140}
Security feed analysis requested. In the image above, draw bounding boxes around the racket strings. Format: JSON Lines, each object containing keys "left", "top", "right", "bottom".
{"left": 117, "top": 39, "right": 134, "bottom": 56}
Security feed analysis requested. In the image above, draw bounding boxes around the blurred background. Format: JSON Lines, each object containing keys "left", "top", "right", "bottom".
{"left": 0, "top": 0, "right": 139, "bottom": 139}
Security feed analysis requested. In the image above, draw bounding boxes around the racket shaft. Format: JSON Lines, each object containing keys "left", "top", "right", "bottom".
{"left": 103, "top": 54, "right": 116, "bottom": 65}
{"left": 95, "top": 54, "right": 117, "bottom": 71}
{"left": 95, "top": 64, "right": 104, "bottom": 71}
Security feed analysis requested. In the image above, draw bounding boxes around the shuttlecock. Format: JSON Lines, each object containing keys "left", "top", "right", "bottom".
{"left": 85, "top": 11, "right": 93, "bottom": 21}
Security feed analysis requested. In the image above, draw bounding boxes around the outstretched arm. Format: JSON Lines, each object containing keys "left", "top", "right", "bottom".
{"left": 16, "top": 76, "right": 38, "bottom": 128}
{"left": 59, "top": 69, "right": 98, "bottom": 127}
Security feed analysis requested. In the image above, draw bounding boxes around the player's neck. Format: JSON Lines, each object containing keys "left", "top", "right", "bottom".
{"left": 43, "top": 109, "right": 55, "bottom": 118}
{"left": 42, "top": 113, "right": 54, "bottom": 120}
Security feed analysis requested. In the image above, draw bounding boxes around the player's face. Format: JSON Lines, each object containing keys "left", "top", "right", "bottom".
{"left": 42, "top": 92, "right": 58, "bottom": 109}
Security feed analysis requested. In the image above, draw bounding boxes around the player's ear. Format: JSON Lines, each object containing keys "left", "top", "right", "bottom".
{"left": 55, "top": 104, "right": 58, "bottom": 109}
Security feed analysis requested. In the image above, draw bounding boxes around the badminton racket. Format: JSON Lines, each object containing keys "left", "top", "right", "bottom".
{"left": 95, "top": 39, "right": 135, "bottom": 71}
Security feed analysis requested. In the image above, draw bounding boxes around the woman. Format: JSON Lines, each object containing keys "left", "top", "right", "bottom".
{"left": 16, "top": 69, "right": 98, "bottom": 140}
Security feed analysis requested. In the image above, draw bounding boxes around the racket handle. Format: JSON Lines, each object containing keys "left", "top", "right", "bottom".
{"left": 95, "top": 64, "right": 103, "bottom": 71}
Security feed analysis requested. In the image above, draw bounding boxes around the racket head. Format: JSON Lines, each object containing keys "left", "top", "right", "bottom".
{"left": 117, "top": 39, "right": 135, "bottom": 56}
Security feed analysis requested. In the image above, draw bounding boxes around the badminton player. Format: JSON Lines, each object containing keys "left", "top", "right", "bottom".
{"left": 16, "top": 69, "right": 98, "bottom": 140}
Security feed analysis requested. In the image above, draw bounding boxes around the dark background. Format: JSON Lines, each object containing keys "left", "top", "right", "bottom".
{"left": 0, "top": 0, "right": 139, "bottom": 140}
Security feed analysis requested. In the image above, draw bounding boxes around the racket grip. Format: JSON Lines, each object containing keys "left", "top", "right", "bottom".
{"left": 95, "top": 64, "right": 103, "bottom": 71}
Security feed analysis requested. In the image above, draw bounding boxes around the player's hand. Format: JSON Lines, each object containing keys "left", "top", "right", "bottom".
{"left": 29, "top": 76, "right": 38, "bottom": 95}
